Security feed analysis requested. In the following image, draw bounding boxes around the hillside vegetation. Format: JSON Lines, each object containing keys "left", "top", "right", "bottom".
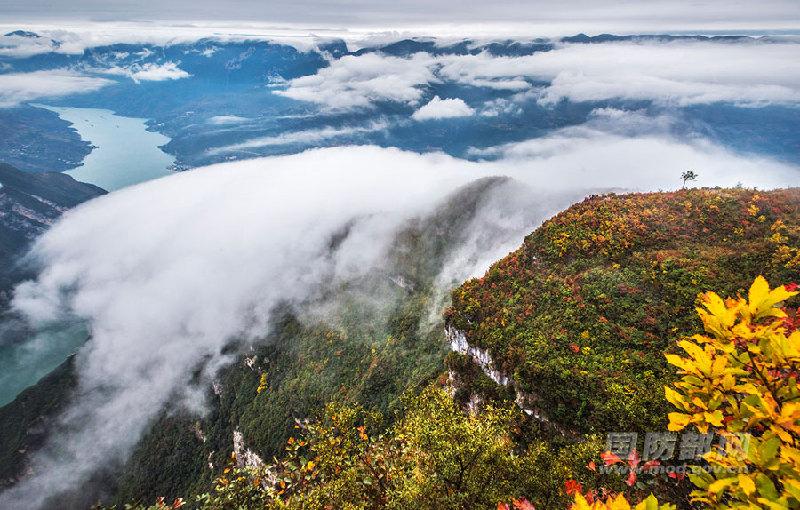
{"left": 116, "top": 187, "right": 800, "bottom": 510}
{"left": 5, "top": 186, "right": 800, "bottom": 509}
{"left": 447, "top": 188, "right": 800, "bottom": 436}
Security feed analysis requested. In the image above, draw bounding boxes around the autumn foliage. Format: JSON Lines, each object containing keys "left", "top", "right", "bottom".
{"left": 113, "top": 189, "right": 800, "bottom": 509}
{"left": 665, "top": 276, "right": 800, "bottom": 508}
{"left": 570, "top": 493, "right": 674, "bottom": 510}
{"left": 447, "top": 188, "right": 800, "bottom": 438}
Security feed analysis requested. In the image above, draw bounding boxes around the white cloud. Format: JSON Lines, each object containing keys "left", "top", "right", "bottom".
{"left": 2, "top": 27, "right": 799, "bottom": 110}
{"left": 0, "top": 23, "right": 339, "bottom": 56}
{"left": 468, "top": 122, "right": 796, "bottom": 190}
{"left": 438, "top": 41, "right": 800, "bottom": 106}
{"left": 276, "top": 52, "right": 437, "bottom": 110}
{"left": 207, "top": 120, "right": 389, "bottom": 154}
{"left": 207, "top": 115, "right": 250, "bottom": 125}
{"left": 2, "top": 2, "right": 800, "bottom": 33}
{"left": 480, "top": 97, "right": 522, "bottom": 117}
{"left": 412, "top": 96, "right": 474, "bottom": 120}
{"left": 0, "top": 69, "right": 112, "bottom": 107}
{"left": 0, "top": 31, "right": 59, "bottom": 57}
{"left": 278, "top": 40, "right": 800, "bottom": 110}
{"left": 98, "top": 61, "right": 190, "bottom": 83}
{"left": 531, "top": 42, "right": 800, "bottom": 106}
{"left": 0, "top": 147, "right": 554, "bottom": 509}
{"left": 583, "top": 107, "right": 678, "bottom": 136}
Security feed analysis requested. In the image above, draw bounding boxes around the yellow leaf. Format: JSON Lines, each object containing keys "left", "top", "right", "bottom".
{"left": 784, "top": 478, "right": 800, "bottom": 501}
{"left": 748, "top": 275, "right": 771, "bottom": 308}
{"left": 571, "top": 493, "right": 593, "bottom": 510}
{"left": 748, "top": 275, "right": 797, "bottom": 319}
{"left": 664, "top": 386, "right": 686, "bottom": 409}
{"left": 708, "top": 477, "right": 735, "bottom": 494}
{"left": 665, "top": 354, "right": 691, "bottom": 372}
{"left": 705, "top": 410, "right": 724, "bottom": 427}
{"left": 608, "top": 494, "right": 632, "bottom": 510}
{"left": 738, "top": 474, "right": 756, "bottom": 496}
{"left": 700, "top": 292, "right": 728, "bottom": 322}
{"left": 668, "top": 412, "right": 692, "bottom": 431}
{"left": 634, "top": 495, "right": 660, "bottom": 510}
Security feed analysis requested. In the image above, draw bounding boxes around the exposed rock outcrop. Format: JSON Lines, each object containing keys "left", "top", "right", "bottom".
{"left": 447, "top": 325, "right": 568, "bottom": 435}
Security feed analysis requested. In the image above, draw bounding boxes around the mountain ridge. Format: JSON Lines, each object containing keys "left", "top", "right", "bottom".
{"left": 0, "top": 163, "right": 106, "bottom": 307}
{"left": 3, "top": 186, "right": 799, "bottom": 508}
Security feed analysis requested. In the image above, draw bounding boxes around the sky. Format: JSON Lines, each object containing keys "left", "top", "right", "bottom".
{"left": 1, "top": 0, "right": 799, "bottom": 34}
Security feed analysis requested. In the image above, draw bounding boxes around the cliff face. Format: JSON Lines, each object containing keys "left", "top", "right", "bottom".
{"left": 446, "top": 188, "right": 800, "bottom": 436}
{"left": 0, "top": 163, "right": 106, "bottom": 306}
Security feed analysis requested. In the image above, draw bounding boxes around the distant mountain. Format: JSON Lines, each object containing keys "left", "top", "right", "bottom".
{"left": 0, "top": 163, "right": 106, "bottom": 306}
{"left": 3, "top": 30, "right": 42, "bottom": 38}
{"left": 2, "top": 33, "right": 798, "bottom": 173}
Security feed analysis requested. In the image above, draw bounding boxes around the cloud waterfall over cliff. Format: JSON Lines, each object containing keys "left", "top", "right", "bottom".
{"left": 1, "top": 139, "right": 797, "bottom": 508}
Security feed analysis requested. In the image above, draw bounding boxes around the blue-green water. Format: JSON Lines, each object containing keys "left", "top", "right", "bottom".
{"left": 0, "top": 322, "right": 88, "bottom": 406}
{"left": 37, "top": 105, "right": 175, "bottom": 191}
{"left": 0, "top": 107, "right": 175, "bottom": 406}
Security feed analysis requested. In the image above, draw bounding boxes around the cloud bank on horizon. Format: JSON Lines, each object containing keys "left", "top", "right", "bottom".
{"left": 276, "top": 40, "right": 800, "bottom": 111}
{"left": 0, "top": 61, "right": 191, "bottom": 106}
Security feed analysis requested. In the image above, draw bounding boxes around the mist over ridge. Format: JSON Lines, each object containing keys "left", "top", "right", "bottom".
{"left": 0, "top": 7, "right": 799, "bottom": 507}
{"left": 1, "top": 134, "right": 798, "bottom": 506}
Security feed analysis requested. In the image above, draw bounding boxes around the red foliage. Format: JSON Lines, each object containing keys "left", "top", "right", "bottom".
{"left": 565, "top": 479, "right": 583, "bottom": 495}
{"left": 513, "top": 498, "right": 536, "bottom": 510}
{"left": 626, "top": 470, "right": 637, "bottom": 487}
{"left": 600, "top": 451, "right": 622, "bottom": 466}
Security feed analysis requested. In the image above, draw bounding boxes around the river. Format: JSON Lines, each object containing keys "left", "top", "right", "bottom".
{"left": 0, "top": 106, "right": 176, "bottom": 406}
{"left": 36, "top": 105, "right": 175, "bottom": 191}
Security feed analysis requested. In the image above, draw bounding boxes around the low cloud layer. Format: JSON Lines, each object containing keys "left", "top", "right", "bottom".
{"left": 0, "top": 126, "right": 797, "bottom": 507}
{"left": 206, "top": 120, "right": 389, "bottom": 154}
{"left": 0, "top": 62, "right": 188, "bottom": 108}
{"left": 412, "top": 96, "right": 474, "bottom": 120}
{"left": 97, "top": 61, "right": 190, "bottom": 83}
{"left": 0, "top": 69, "right": 112, "bottom": 107}
{"left": 279, "top": 40, "right": 800, "bottom": 110}
{"left": 276, "top": 53, "right": 437, "bottom": 110}
{"left": 0, "top": 148, "right": 498, "bottom": 509}
{"left": 207, "top": 115, "right": 250, "bottom": 125}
